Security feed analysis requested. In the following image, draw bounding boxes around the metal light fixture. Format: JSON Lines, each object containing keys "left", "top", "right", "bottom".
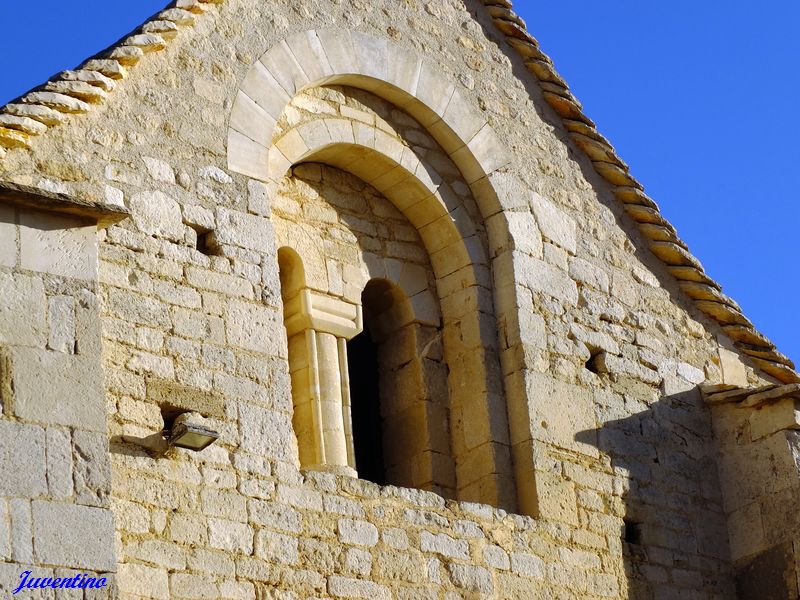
{"left": 168, "top": 416, "right": 219, "bottom": 451}
{"left": 122, "top": 412, "right": 219, "bottom": 457}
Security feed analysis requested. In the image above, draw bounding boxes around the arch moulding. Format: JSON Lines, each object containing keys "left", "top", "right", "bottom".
{"left": 226, "top": 28, "right": 539, "bottom": 515}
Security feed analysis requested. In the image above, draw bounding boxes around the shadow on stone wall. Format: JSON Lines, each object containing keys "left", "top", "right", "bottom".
{"left": 575, "top": 387, "right": 738, "bottom": 600}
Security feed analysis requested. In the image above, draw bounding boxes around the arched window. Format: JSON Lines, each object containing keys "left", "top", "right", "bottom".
{"left": 349, "top": 279, "right": 456, "bottom": 497}
{"left": 278, "top": 253, "right": 456, "bottom": 496}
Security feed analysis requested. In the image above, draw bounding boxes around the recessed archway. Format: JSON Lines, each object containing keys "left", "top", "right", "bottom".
{"left": 227, "top": 31, "right": 541, "bottom": 512}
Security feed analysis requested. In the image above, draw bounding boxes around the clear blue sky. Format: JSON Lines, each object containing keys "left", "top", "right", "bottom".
{"left": 1, "top": 1, "right": 797, "bottom": 364}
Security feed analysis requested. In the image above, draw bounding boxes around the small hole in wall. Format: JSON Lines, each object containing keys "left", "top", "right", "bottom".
{"left": 585, "top": 350, "right": 603, "bottom": 374}
{"left": 623, "top": 519, "right": 643, "bottom": 545}
{"left": 160, "top": 405, "right": 183, "bottom": 432}
{"left": 189, "top": 225, "right": 217, "bottom": 256}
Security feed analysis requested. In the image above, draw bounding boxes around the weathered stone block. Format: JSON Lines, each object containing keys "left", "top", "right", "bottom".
{"left": 170, "top": 572, "right": 219, "bottom": 599}
{"left": 510, "top": 252, "right": 578, "bottom": 305}
{"left": 239, "top": 403, "right": 296, "bottom": 461}
{"left": 118, "top": 563, "right": 169, "bottom": 599}
{"left": 208, "top": 518, "right": 253, "bottom": 554}
{"left": 0, "top": 204, "right": 16, "bottom": 268}
{"left": 0, "top": 421, "right": 47, "bottom": 497}
{"left": 524, "top": 372, "right": 598, "bottom": 457}
{"left": 337, "top": 519, "right": 379, "bottom": 547}
{"left": 19, "top": 210, "right": 97, "bottom": 280}
{"left": 531, "top": 193, "right": 576, "bottom": 254}
{"left": 9, "top": 499, "right": 32, "bottom": 563}
{"left": 73, "top": 430, "right": 111, "bottom": 506}
{"left": 254, "top": 530, "right": 299, "bottom": 564}
{"left": 0, "top": 271, "right": 47, "bottom": 346}
{"left": 128, "top": 190, "right": 184, "bottom": 242}
{"left": 7, "top": 347, "right": 105, "bottom": 431}
{"left": 45, "top": 427, "right": 73, "bottom": 498}
{"left": 48, "top": 295, "right": 75, "bottom": 353}
{"left": 212, "top": 208, "right": 275, "bottom": 253}
{"left": 447, "top": 563, "right": 493, "bottom": 593}
{"left": 328, "top": 575, "right": 390, "bottom": 600}
{"left": 419, "top": 532, "right": 468, "bottom": 559}
{"left": 31, "top": 500, "right": 115, "bottom": 570}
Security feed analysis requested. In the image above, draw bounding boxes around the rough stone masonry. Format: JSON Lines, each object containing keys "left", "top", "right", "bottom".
{"left": 0, "top": 0, "right": 798, "bottom": 598}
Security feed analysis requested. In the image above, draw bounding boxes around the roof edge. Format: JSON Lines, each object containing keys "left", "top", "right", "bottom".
{"left": 0, "top": 0, "right": 221, "bottom": 158}
{"left": 480, "top": 0, "right": 798, "bottom": 384}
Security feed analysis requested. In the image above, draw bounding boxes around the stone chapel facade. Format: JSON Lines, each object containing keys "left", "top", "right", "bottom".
{"left": 0, "top": 1, "right": 798, "bottom": 598}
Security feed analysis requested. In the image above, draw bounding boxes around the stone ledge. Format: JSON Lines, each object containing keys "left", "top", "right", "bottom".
{"left": 0, "top": 181, "right": 129, "bottom": 228}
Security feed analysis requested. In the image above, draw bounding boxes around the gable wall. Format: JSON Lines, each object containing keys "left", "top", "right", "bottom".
{"left": 0, "top": 0, "right": 774, "bottom": 597}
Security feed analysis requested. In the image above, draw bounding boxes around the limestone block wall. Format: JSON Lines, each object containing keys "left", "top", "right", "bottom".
{"left": 0, "top": 197, "right": 117, "bottom": 596}
{"left": 0, "top": 0, "right": 786, "bottom": 598}
{"left": 707, "top": 388, "right": 800, "bottom": 599}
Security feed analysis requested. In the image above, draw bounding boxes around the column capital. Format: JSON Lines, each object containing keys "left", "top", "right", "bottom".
{"left": 284, "top": 288, "right": 363, "bottom": 340}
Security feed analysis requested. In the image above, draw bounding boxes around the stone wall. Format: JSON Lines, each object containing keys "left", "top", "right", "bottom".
{"left": 0, "top": 0, "right": 783, "bottom": 598}
{"left": 0, "top": 197, "right": 118, "bottom": 596}
{"left": 707, "top": 387, "right": 800, "bottom": 599}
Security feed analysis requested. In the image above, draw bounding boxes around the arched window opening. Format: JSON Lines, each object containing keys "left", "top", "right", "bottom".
{"left": 349, "top": 279, "right": 455, "bottom": 497}
{"left": 347, "top": 326, "right": 384, "bottom": 485}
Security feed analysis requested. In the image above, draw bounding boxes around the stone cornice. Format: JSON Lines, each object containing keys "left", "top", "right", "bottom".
{"left": 0, "top": 181, "right": 129, "bottom": 228}
{"left": 480, "top": 0, "right": 798, "bottom": 384}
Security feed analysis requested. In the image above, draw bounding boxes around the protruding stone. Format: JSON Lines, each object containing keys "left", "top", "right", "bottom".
{"left": 612, "top": 186, "right": 659, "bottom": 210}
{"left": 592, "top": 161, "right": 638, "bottom": 187}
{"left": 83, "top": 59, "right": 127, "bottom": 80}
{"left": 506, "top": 37, "right": 548, "bottom": 61}
{"left": 704, "top": 385, "right": 776, "bottom": 405}
{"left": 492, "top": 17, "right": 536, "bottom": 43}
{"left": 45, "top": 80, "right": 108, "bottom": 104}
{"left": 539, "top": 82, "right": 579, "bottom": 105}
{"left": 0, "top": 127, "right": 31, "bottom": 149}
{"left": 694, "top": 301, "right": 750, "bottom": 326}
{"left": 21, "top": 91, "right": 90, "bottom": 113}
{"left": 562, "top": 119, "right": 612, "bottom": 146}
{"left": 486, "top": 6, "right": 526, "bottom": 29}
{"left": 668, "top": 265, "right": 717, "bottom": 286}
{"left": 679, "top": 282, "right": 738, "bottom": 307}
{"left": 143, "top": 20, "right": 181, "bottom": 39}
{"left": 525, "top": 59, "right": 566, "bottom": 86}
{"left": 108, "top": 46, "right": 145, "bottom": 66}
{"left": 722, "top": 324, "right": 772, "bottom": 347}
{"left": 59, "top": 69, "right": 116, "bottom": 91}
{"left": 639, "top": 223, "right": 682, "bottom": 245}
{"left": 176, "top": 0, "right": 211, "bottom": 12}
{"left": 124, "top": 33, "right": 167, "bottom": 52}
{"left": 736, "top": 343, "right": 795, "bottom": 369}
{"left": 542, "top": 91, "right": 589, "bottom": 123}
{"left": 649, "top": 241, "right": 703, "bottom": 269}
{"left": 741, "top": 384, "right": 800, "bottom": 408}
{"left": 159, "top": 8, "right": 196, "bottom": 25}
{"left": 624, "top": 204, "right": 671, "bottom": 227}
{"left": 0, "top": 114, "right": 47, "bottom": 135}
{"left": 3, "top": 103, "right": 67, "bottom": 126}
{"left": 750, "top": 359, "right": 800, "bottom": 385}
{"left": 569, "top": 132, "right": 620, "bottom": 165}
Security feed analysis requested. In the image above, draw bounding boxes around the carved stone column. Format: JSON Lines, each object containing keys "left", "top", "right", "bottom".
{"left": 284, "top": 288, "right": 362, "bottom": 476}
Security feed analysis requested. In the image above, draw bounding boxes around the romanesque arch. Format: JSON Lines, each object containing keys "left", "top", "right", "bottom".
{"left": 226, "top": 29, "right": 536, "bottom": 512}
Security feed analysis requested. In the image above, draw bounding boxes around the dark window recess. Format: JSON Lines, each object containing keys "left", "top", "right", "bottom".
{"left": 623, "top": 519, "right": 643, "bottom": 545}
{"left": 347, "top": 327, "right": 385, "bottom": 485}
